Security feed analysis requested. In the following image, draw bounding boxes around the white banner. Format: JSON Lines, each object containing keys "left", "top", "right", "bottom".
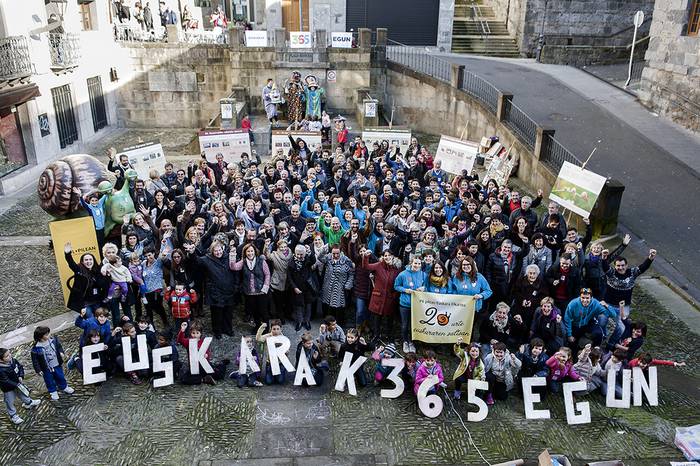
{"left": 411, "top": 291, "right": 476, "bottom": 344}
{"left": 331, "top": 32, "right": 353, "bottom": 48}
{"left": 198, "top": 129, "right": 252, "bottom": 164}
{"left": 271, "top": 130, "right": 323, "bottom": 158}
{"left": 361, "top": 128, "right": 412, "bottom": 155}
{"left": 434, "top": 135, "right": 479, "bottom": 176}
{"left": 245, "top": 30, "right": 268, "bottom": 47}
{"left": 289, "top": 31, "right": 313, "bottom": 48}
{"left": 121, "top": 141, "right": 167, "bottom": 181}
{"left": 550, "top": 161, "right": 607, "bottom": 219}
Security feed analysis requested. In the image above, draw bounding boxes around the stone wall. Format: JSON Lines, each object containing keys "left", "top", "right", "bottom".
{"left": 490, "top": 0, "right": 528, "bottom": 55}
{"left": 638, "top": 0, "right": 700, "bottom": 132}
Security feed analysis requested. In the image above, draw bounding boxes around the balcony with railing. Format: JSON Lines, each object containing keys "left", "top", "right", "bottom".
{"left": 48, "top": 32, "right": 81, "bottom": 70}
{"left": 0, "top": 36, "right": 33, "bottom": 82}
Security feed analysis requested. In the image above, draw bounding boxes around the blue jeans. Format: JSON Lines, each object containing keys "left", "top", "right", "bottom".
{"left": 355, "top": 297, "right": 369, "bottom": 327}
{"left": 84, "top": 303, "right": 100, "bottom": 319}
{"left": 107, "top": 298, "right": 132, "bottom": 326}
{"left": 399, "top": 306, "right": 412, "bottom": 344}
{"left": 599, "top": 306, "right": 625, "bottom": 348}
{"left": 265, "top": 364, "right": 287, "bottom": 385}
{"left": 42, "top": 366, "right": 68, "bottom": 393}
{"left": 4, "top": 389, "right": 32, "bottom": 418}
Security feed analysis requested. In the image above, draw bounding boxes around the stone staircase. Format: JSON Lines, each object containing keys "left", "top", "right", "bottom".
{"left": 452, "top": 0, "right": 520, "bottom": 57}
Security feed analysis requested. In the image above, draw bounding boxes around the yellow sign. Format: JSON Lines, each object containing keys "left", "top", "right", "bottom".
{"left": 411, "top": 291, "right": 476, "bottom": 344}
{"left": 49, "top": 217, "right": 100, "bottom": 305}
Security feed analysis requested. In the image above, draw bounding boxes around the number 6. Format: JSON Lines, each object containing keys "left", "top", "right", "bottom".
{"left": 417, "top": 375, "right": 443, "bottom": 418}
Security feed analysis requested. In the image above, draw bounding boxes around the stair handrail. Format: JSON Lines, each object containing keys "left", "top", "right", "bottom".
{"left": 470, "top": 1, "right": 491, "bottom": 39}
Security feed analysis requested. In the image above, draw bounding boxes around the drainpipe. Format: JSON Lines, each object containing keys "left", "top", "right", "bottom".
{"left": 535, "top": 0, "right": 548, "bottom": 62}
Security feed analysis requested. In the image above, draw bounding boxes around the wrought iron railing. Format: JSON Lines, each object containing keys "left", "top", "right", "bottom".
{"left": 502, "top": 98, "right": 538, "bottom": 148}
{"left": 48, "top": 32, "right": 81, "bottom": 69}
{"left": 541, "top": 133, "right": 583, "bottom": 171}
{"left": 461, "top": 70, "right": 499, "bottom": 113}
{"left": 183, "top": 29, "right": 229, "bottom": 45}
{"left": 114, "top": 24, "right": 167, "bottom": 42}
{"left": 0, "top": 36, "right": 33, "bottom": 81}
{"left": 386, "top": 42, "right": 451, "bottom": 83}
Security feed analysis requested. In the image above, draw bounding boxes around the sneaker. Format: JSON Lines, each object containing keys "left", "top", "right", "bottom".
{"left": 141, "top": 296, "right": 148, "bottom": 304}
{"left": 486, "top": 393, "right": 495, "bottom": 406}
{"left": 295, "top": 321, "right": 302, "bottom": 332}
{"left": 50, "top": 392, "right": 59, "bottom": 401}
{"left": 10, "top": 414, "right": 23, "bottom": 425}
{"left": 67, "top": 355, "right": 76, "bottom": 370}
{"left": 253, "top": 381, "right": 264, "bottom": 387}
{"left": 402, "top": 342, "right": 409, "bottom": 353}
{"left": 63, "top": 386, "right": 75, "bottom": 395}
{"left": 22, "top": 399, "right": 41, "bottom": 409}
{"left": 128, "top": 372, "right": 142, "bottom": 385}
{"left": 229, "top": 370, "right": 239, "bottom": 379}
{"left": 409, "top": 342, "right": 416, "bottom": 353}
{"left": 203, "top": 375, "right": 216, "bottom": 385}
{"left": 304, "top": 321, "right": 311, "bottom": 331}
{"left": 453, "top": 390, "right": 462, "bottom": 400}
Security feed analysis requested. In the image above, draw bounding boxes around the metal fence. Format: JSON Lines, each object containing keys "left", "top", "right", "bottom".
{"left": 502, "top": 98, "right": 538, "bottom": 148}
{"left": 541, "top": 133, "right": 583, "bottom": 171}
{"left": 386, "top": 44, "right": 451, "bottom": 83}
{"left": 0, "top": 35, "right": 32, "bottom": 81}
{"left": 48, "top": 33, "right": 81, "bottom": 69}
{"left": 461, "top": 70, "right": 499, "bottom": 114}
{"left": 114, "top": 24, "right": 167, "bottom": 42}
{"left": 183, "top": 29, "right": 229, "bottom": 45}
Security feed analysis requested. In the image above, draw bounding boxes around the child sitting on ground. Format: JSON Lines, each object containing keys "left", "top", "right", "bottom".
{"left": 109, "top": 323, "right": 149, "bottom": 385}
{"left": 176, "top": 321, "right": 229, "bottom": 385}
{"left": 0, "top": 347, "right": 41, "bottom": 424}
{"left": 372, "top": 343, "right": 398, "bottom": 385}
{"left": 615, "top": 321, "right": 646, "bottom": 361}
{"left": 546, "top": 347, "right": 580, "bottom": 394}
{"left": 628, "top": 352, "right": 686, "bottom": 370}
{"left": 154, "top": 332, "right": 181, "bottom": 381}
{"left": 135, "top": 316, "right": 157, "bottom": 349}
{"left": 30, "top": 326, "right": 74, "bottom": 401}
{"left": 453, "top": 339, "right": 485, "bottom": 400}
{"left": 515, "top": 338, "right": 549, "bottom": 395}
{"left": 74, "top": 329, "right": 110, "bottom": 377}
{"left": 295, "top": 332, "right": 324, "bottom": 386}
{"left": 235, "top": 336, "right": 263, "bottom": 388}
{"left": 597, "top": 348, "right": 627, "bottom": 397}
{"left": 256, "top": 320, "right": 288, "bottom": 385}
{"left": 318, "top": 315, "right": 346, "bottom": 360}
{"left": 74, "top": 307, "right": 112, "bottom": 347}
{"left": 573, "top": 344, "right": 603, "bottom": 394}
{"left": 102, "top": 255, "right": 132, "bottom": 302}
{"left": 338, "top": 328, "right": 370, "bottom": 388}
{"left": 483, "top": 342, "right": 522, "bottom": 405}
{"left": 414, "top": 350, "right": 446, "bottom": 395}
{"left": 165, "top": 283, "right": 198, "bottom": 333}
{"left": 402, "top": 351, "right": 420, "bottom": 386}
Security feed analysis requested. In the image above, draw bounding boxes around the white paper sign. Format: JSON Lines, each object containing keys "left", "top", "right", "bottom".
{"left": 550, "top": 161, "right": 607, "bottom": 219}
{"left": 364, "top": 101, "right": 377, "bottom": 118}
{"left": 434, "top": 135, "right": 479, "bottom": 176}
{"left": 245, "top": 30, "right": 268, "bottom": 47}
{"left": 199, "top": 129, "right": 252, "bottom": 165}
{"left": 290, "top": 31, "right": 313, "bottom": 48}
{"left": 271, "top": 130, "right": 322, "bottom": 157}
{"left": 361, "top": 128, "right": 412, "bottom": 155}
{"left": 331, "top": 32, "right": 353, "bottom": 48}
{"left": 121, "top": 141, "right": 167, "bottom": 181}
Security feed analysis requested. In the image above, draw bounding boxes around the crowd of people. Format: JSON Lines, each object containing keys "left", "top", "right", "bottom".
{"left": 2, "top": 128, "right": 685, "bottom": 426}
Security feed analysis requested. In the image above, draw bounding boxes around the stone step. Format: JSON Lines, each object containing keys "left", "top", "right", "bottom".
{"left": 455, "top": 4, "right": 495, "bottom": 17}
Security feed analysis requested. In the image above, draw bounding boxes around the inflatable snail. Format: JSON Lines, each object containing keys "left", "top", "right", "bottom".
{"left": 38, "top": 154, "right": 117, "bottom": 217}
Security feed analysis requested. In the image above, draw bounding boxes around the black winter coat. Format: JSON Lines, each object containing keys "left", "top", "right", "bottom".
{"left": 0, "top": 358, "right": 25, "bottom": 392}
{"left": 65, "top": 251, "right": 106, "bottom": 312}
{"left": 191, "top": 252, "right": 238, "bottom": 307}
{"left": 287, "top": 255, "right": 320, "bottom": 306}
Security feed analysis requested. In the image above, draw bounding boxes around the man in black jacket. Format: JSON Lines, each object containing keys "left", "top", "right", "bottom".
{"left": 325, "top": 166, "right": 350, "bottom": 199}
{"left": 486, "top": 240, "right": 525, "bottom": 311}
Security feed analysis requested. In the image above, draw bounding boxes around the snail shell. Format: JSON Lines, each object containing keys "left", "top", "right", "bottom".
{"left": 437, "top": 313, "right": 450, "bottom": 326}
{"left": 37, "top": 154, "right": 116, "bottom": 217}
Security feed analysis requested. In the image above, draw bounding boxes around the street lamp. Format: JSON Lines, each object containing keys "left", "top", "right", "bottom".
{"left": 535, "top": 0, "right": 548, "bottom": 62}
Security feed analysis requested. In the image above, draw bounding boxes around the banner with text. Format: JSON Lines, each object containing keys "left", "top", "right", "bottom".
{"left": 120, "top": 141, "right": 167, "bottom": 181}
{"left": 245, "top": 30, "right": 268, "bottom": 47}
{"left": 434, "top": 135, "right": 479, "bottom": 176}
{"left": 411, "top": 291, "right": 476, "bottom": 344}
{"left": 361, "top": 128, "right": 412, "bottom": 156}
{"left": 550, "top": 161, "right": 607, "bottom": 219}
{"left": 199, "top": 129, "right": 252, "bottom": 165}
{"left": 49, "top": 217, "right": 100, "bottom": 305}
{"left": 290, "top": 31, "right": 313, "bottom": 48}
{"left": 271, "top": 130, "right": 322, "bottom": 157}
{"left": 331, "top": 32, "right": 353, "bottom": 48}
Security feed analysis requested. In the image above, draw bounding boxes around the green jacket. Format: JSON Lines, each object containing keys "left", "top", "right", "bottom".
{"left": 317, "top": 216, "right": 346, "bottom": 245}
{"left": 453, "top": 344, "right": 485, "bottom": 381}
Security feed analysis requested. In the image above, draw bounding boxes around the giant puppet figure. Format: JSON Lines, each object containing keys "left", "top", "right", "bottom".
{"left": 303, "top": 75, "right": 325, "bottom": 119}
{"left": 284, "top": 71, "right": 305, "bottom": 124}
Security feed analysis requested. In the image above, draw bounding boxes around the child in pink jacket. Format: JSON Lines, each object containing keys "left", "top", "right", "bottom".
{"left": 414, "top": 350, "right": 445, "bottom": 395}
{"left": 546, "top": 347, "right": 580, "bottom": 394}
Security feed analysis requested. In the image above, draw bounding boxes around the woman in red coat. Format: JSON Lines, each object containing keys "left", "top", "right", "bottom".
{"left": 362, "top": 248, "right": 402, "bottom": 341}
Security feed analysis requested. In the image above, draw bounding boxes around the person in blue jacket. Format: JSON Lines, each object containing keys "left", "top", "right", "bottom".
{"left": 425, "top": 261, "right": 450, "bottom": 294}
{"left": 563, "top": 288, "right": 617, "bottom": 348}
{"left": 394, "top": 257, "right": 425, "bottom": 354}
{"left": 449, "top": 256, "right": 493, "bottom": 314}
{"left": 30, "top": 326, "right": 75, "bottom": 401}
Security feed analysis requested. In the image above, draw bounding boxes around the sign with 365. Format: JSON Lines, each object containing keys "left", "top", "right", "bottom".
{"left": 290, "top": 31, "right": 313, "bottom": 48}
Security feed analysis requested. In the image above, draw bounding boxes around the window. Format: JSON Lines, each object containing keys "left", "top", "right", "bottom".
{"left": 80, "top": 3, "right": 93, "bottom": 31}
{"left": 51, "top": 85, "right": 78, "bottom": 149}
{"left": 690, "top": 0, "right": 700, "bottom": 36}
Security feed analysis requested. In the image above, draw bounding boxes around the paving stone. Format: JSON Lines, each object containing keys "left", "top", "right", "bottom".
{"left": 251, "top": 427, "right": 333, "bottom": 458}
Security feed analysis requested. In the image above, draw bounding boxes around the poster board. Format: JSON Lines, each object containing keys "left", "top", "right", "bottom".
{"left": 49, "top": 217, "right": 100, "bottom": 305}
{"left": 331, "top": 32, "right": 353, "bottom": 48}
{"left": 550, "top": 161, "right": 607, "bottom": 219}
{"left": 271, "top": 130, "right": 322, "bottom": 158}
{"left": 245, "top": 30, "right": 268, "bottom": 47}
{"left": 290, "top": 31, "right": 312, "bottom": 48}
{"left": 361, "top": 127, "right": 412, "bottom": 155}
{"left": 198, "top": 129, "right": 252, "bottom": 164}
{"left": 434, "top": 135, "right": 479, "bottom": 176}
{"left": 483, "top": 147, "right": 516, "bottom": 187}
{"left": 120, "top": 141, "right": 167, "bottom": 181}
{"left": 411, "top": 291, "right": 476, "bottom": 344}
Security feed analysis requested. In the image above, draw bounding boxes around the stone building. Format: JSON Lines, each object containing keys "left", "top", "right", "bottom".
{"left": 638, "top": 0, "right": 700, "bottom": 132}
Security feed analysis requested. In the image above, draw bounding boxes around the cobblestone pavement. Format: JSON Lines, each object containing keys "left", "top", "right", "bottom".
{"left": 1, "top": 129, "right": 699, "bottom": 465}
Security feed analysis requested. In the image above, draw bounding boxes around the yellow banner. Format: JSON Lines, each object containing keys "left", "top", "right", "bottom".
{"left": 49, "top": 217, "right": 100, "bottom": 306}
{"left": 411, "top": 291, "right": 476, "bottom": 344}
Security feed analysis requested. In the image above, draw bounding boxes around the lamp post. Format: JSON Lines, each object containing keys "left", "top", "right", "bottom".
{"left": 535, "top": 0, "right": 548, "bottom": 62}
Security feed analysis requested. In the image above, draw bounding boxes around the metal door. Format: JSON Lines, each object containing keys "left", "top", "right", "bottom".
{"left": 51, "top": 84, "right": 78, "bottom": 149}
{"left": 87, "top": 76, "right": 108, "bottom": 132}
{"left": 346, "top": 0, "right": 439, "bottom": 45}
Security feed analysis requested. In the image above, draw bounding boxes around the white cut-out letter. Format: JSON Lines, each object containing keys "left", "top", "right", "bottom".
{"left": 334, "top": 352, "right": 368, "bottom": 396}
{"left": 152, "top": 346, "right": 174, "bottom": 388}
{"left": 293, "top": 351, "right": 316, "bottom": 386}
{"left": 239, "top": 337, "right": 261, "bottom": 375}
{"left": 82, "top": 344, "right": 107, "bottom": 385}
{"left": 379, "top": 358, "right": 405, "bottom": 399}
{"left": 122, "top": 334, "right": 149, "bottom": 371}
{"left": 189, "top": 337, "right": 214, "bottom": 375}
{"left": 632, "top": 366, "right": 658, "bottom": 406}
{"left": 563, "top": 380, "right": 591, "bottom": 425}
{"left": 266, "top": 335, "right": 296, "bottom": 375}
{"left": 522, "top": 377, "right": 551, "bottom": 419}
{"left": 606, "top": 368, "right": 631, "bottom": 408}
{"left": 467, "top": 379, "right": 489, "bottom": 422}
{"left": 417, "top": 375, "right": 443, "bottom": 418}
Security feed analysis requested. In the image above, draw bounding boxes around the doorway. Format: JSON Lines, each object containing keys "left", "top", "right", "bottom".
{"left": 282, "top": 0, "right": 309, "bottom": 32}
